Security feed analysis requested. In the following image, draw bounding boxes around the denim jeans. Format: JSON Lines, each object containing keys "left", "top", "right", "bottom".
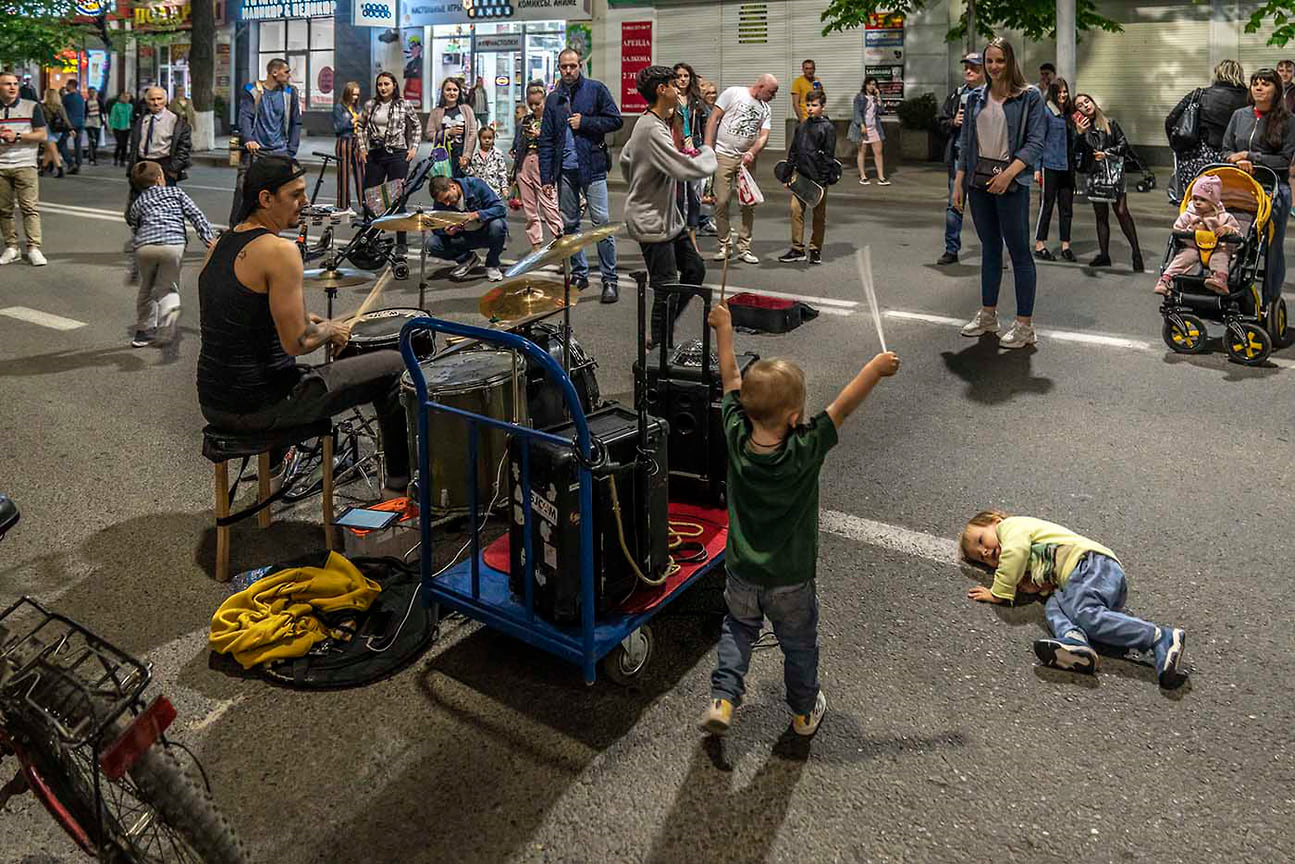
{"left": 945, "top": 164, "right": 964, "bottom": 255}
{"left": 1044, "top": 554, "right": 1158, "bottom": 651}
{"left": 710, "top": 573, "right": 820, "bottom": 715}
{"left": 425, "top": 218, "right": 508, "bottom": 268}
{"left": 1264, "top": 182, "right": 1291, "bottom": 304}
{"left": 559, "top": 171, "right": 616, "bottom": 286}
{"left": 968, "top": 184, "right": 1037, "bottom": 317}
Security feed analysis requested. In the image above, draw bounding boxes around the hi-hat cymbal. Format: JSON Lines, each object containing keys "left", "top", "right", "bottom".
{"left": 504, "top": 224, "right": 623, "bottom": 278}
{"left": 479, "top": 277, "right": 578, "bottom": 322}
{"left": 302, "top": 266, "right": 371, "bottom": 290}
{"left": 372, "top": 210, "right": 477, "bottom": 232}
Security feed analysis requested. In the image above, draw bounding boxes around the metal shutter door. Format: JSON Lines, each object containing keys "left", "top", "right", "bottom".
{"left": 722, "top": 1, "right": 791, "bottom": 149}
{"left": 655, "top": 5, "right": 724, "bottom": 89}
{"left": 788, "top": 0, "right": 865, "bottom": 122}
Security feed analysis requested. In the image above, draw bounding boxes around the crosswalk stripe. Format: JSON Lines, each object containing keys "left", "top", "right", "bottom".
{"left": 0, "top": 306, "right": 88, "bottom": 330}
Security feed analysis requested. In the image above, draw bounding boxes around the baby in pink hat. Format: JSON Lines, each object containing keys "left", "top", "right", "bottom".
{"left": 1156, "top": 174, "right": 1242, "bottom": 295}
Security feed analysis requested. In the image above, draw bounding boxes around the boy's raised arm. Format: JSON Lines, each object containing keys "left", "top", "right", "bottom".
{"left": 825, "top": 352, "right": 899, "bottom": 429}
{"left": 707, "top": 303, "right": 743, "bottom": 394}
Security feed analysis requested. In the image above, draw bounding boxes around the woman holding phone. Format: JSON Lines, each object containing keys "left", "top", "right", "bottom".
{"left": 1074, "top": 93, "right": 1143, "bottom": 271}
{"left": 952, "top": 38, "right": 1047, "bottom": 349}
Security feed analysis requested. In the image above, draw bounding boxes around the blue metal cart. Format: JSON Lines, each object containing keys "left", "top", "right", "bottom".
{"left": 398, "top": 316, "right": 725, "bottom": 684}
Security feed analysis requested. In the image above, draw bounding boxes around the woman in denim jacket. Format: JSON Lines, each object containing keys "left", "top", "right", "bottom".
{"left": 952, "top": 38, "right": 1047, "bottom": 350}
{"left": 1033, "top": 79, "right": 1076, "bottom": 262}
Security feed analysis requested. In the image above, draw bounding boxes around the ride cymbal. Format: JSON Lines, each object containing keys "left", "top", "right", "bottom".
{"left": 504, "top": 224, "right": 623, "bottom": 278}
{"left": 479, "top": 277, "right": 578, "bottom": 322}
{"left": 371, "top": 211, "right": 477, "bottom": 232}
{"left": 301, "top": 266, "right": 372, "bottom": 290}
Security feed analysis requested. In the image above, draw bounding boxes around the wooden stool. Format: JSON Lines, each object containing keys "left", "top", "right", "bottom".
{"left": 201, "top": 421, "right": 336, "bottom": 582}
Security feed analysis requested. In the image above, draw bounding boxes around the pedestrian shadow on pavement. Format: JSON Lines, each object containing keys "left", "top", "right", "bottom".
{"left": 941, "top": 336, "right": 1054, "bottom": 404}
{"left": 0, "top": 344, "right": 150, "bottom": 376}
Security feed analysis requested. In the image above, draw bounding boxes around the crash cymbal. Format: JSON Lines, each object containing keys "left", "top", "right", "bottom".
{"left": 372, "top": 210, "right": 477, "bottom": 232}
{"left": 302, "top": 266, "right": 372, "bottom": 290}
{"left": 479, "top": 277, "right": 578, "bottom": 322}
{"left": 504, "top": 224, "right": 624, "bottom": 278}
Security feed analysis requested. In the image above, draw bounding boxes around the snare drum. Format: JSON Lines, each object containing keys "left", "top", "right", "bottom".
{"left": 401, "top": 350, "right": 528, "bottom": 516}
{"left": 335, "top": 307, "right": 436, "bottom": 362}
{"left": 521, "top": 323, "right": 600, "bottom": 430}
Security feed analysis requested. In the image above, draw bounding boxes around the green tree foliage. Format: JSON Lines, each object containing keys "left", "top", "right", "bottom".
{"left": 1246, "top": 1, "right": 1295, "bottom": 47}
{"left": 0, "top": 1, "right": 88, "bottom": 68}
{"left": 820, "top": 0, "right": 1122, "bottom": 43}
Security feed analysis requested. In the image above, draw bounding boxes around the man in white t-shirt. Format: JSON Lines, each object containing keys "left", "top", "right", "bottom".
{"left": 704, "top": 74, "right": 778, "bottom": 264}
{"left": 0, "top": 70, "right": 48, "bottom": 266}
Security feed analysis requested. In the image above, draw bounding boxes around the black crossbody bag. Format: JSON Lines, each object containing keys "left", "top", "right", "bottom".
{"left": 971, "top": 92, "right": 1028, "bottom": 191}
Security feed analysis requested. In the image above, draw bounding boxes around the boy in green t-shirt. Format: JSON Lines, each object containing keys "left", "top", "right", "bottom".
{"left": 700, "top": 303, "right": 899, "bottom": 738}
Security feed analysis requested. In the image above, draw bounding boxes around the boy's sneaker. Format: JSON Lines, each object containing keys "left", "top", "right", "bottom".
{"left": 808, "top": 249, "right": 822, "bottom": 265}
{"left": 737, "top": 250, "right": 760, "bottom": 265}
{"left": 712, "top": 243, "right": 731, "bottom": 261}
{"left": 960, "top": 309, "right": 1000, "bottom": 337}
{"left": 130, "top": 330, "right": 154, "bottom": 348}
{"left": 0, "top": 246, "right": 20, "bottom": 265}
{"left": 999, "top": 321, "right": 1037, "bottom": 350}
{"left": 26, "top": 248, "right": 47, "bottom": 267}
{"left": 699, "top": 698, "right": 734, "bottom": 736}
{"left": 1152, "top": 627, "right": 1188, "bottom": 689}
{"left": 156, "top": 298, "right": 181, "bottom": 345}
{"left": 792, "top": 690, "right": 828, "bottom": 737}
{"left": 450, "top": 251, "right": 480, "bottom": 280}
{"left": 1034, "top": 634, "right": 1098, "bottom": 674}
{"left": 777, "top": 248, "right": 807, "bottom": 263}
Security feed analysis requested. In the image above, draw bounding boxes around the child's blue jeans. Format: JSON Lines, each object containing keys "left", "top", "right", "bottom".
{"left": 1044, "top": 554, "right": 1158, "bottom": 651}
{"left": 710, "top": 572, "right": 820, "bottom": 715}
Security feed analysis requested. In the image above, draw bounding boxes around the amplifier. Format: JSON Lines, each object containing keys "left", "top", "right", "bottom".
{"left": 507, "top": 404, "right": 669, "bottom": 625}
{"left": 634, "top": 350, "right": 759, "bottom": 506}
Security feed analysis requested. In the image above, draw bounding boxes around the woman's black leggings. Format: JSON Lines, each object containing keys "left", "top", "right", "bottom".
{"left": 1093, "top": 194, "right": 1140, "bottom": 257}
{"left": 1035, "top": 168, "right": 1073, "bottom": 243}
{"left": 113, "top": 129, "right": 130, "bottom": 164}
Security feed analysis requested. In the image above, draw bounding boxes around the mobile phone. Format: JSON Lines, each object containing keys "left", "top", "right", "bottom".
{"left": 335, "top": 506, "right": 401, "bottom": 531}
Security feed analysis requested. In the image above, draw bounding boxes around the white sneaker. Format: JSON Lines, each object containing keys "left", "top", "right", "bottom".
{"left": 0, "top": 246, "right": 20, "bottom": 265}
{"left": 485, "top": 267, "right": 503, "bottom": 282}
{"left": 792, "top": 690, "right": 828, "bottom": 737}
{"left": 999, "top": 321, "right": 1038, "bottom": 349}
{"left": 156, "top": 295, "right": 181, "bottom": 345}
{"left": 26, "top": 248, "right": 47, "bottom": 267}
{"left": 960, "top": 309, "right": 999, "bottom": 337}
{"left": 450, "top": 251, "right": 480, "bottom": 280}
{"left": 737, "top": 250, "right": 759, "bottom": 265}
{"left": 712, "top": 244, "right": 731, "bottom": 262}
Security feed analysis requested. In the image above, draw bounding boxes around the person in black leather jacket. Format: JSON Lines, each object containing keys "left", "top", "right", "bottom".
{"left": 1166, "top": 60, "right": 1250, "bottom": 154}
{"left": 777, "top": 91, "right": 837, "bottom": 264}
{"left": 1075, "top": 93, "right": 1142, "bottom": 271}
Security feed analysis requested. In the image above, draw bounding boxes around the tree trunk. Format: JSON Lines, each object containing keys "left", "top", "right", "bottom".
{"left": 967, "top": 0, "right": 977, "bottom": 53}
{"left": 190, "top": 0, "right": 216, "bottom": 150}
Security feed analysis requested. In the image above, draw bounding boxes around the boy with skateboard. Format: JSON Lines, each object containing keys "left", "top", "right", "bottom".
{"left": 777, "top": 91, "right": 838, "bottom": 265}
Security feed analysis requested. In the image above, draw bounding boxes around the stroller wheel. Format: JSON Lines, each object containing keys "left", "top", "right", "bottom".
{"left": 1267, "top": 297, "right": 1289, "bottom": 349}
{"left": 1224, "top": 321, "right": 1271, "bottom": 366}
{"left": 1162, "top": 313, "right": 1208, "bottom": 354}
{"left": 393, "top": 260, "right": 410, "bottom": 280}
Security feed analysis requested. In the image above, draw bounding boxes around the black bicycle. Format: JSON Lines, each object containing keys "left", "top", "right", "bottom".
{"left": 0, "top": 496, "right": 248, "bottom": 862}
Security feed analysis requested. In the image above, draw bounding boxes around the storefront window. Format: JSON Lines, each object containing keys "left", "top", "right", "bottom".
{"left": 287, "top": 19, "right": 309, "bottom": 52}
{"left": 309, "top": 51, "right": 335, "bottom": 110}
{"left": 259, "top": 17, "right": 334, "bottom": 113}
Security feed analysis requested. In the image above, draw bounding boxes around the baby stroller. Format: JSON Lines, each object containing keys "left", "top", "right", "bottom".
{"left": 1159, "top": 164, "right": 1288, "bottom": 366}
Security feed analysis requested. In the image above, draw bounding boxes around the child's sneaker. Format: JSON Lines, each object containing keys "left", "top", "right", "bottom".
{"left": 1033, "top": 633, "right": 1098, "bottom": 673}
{"left": 699, "top": 698, "right": 734, "bottom": 735}
{"left": 792, "top": 690, "right": 827, "bottom": 737}
{"left": 156, "top": 297, "right": 181, "bottom": 345}
{"left": 808, "top": 249, "right": 822, "bottom": 265}
{"left": 130, "top": 330, "right": 154, "bottom": 348}
{"left": 1152, "top": 627, "right": 1188, "bottom": 689}
{"left": 777, "top": 248, "right": 807, "bottom": 263}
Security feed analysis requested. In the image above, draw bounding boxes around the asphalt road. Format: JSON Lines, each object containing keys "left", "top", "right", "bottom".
{"left": 1, "top": 158, "right": 1292, "bottom": 864}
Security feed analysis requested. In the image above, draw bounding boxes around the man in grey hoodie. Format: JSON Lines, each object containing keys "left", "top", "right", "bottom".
{"left": 621, "top": 65, "right": 718, "bottom": 348}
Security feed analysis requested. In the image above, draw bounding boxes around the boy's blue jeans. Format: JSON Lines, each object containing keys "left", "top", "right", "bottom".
{"left": 711, "top": 572, "right": 820, "bottom": 715}
{"left": 1044, "top": 554, "right": 1158, "bottom": 651}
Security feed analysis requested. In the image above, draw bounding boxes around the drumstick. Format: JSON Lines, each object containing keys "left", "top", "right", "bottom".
{"left": 344, "top": 267, "right": 395, "bottom": 323}
{"left": 719, "top": 242, "right": 731, "bottom": 303}
{"left": 856, "top": 247, "right": 888, "bottom": 353}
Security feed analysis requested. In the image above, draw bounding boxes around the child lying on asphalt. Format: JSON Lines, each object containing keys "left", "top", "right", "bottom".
{"left": 960, "top": 510, "right": 1188, "bottom": 688}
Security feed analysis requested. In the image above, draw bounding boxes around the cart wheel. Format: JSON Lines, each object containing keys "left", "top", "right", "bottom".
{"left": 1162, "top": 313, "right": 1207, "bottom": 354}
{"left": 602, "top": 625, "right": 654, "bottom": 686}
{"left": 1225, "top": 321, "right": 1272, "bottom": 366}
{"left": 1267, "top": 297, "right": 1288, "bottom": 348}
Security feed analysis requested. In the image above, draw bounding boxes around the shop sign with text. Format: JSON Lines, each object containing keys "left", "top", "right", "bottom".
{"left": 401, "top": 0, "right": 591, "bottom": 27}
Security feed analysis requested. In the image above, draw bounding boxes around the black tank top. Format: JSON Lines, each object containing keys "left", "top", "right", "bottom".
{"left": 197, "top": 228, "right": 301, "bottom": 413}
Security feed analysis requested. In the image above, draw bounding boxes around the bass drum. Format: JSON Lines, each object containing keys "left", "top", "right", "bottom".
{"left": 400, "top": 350, "right": 528, "bottom": 516}
{"left": 521, "top": 323, "right": 600, "bottom": 430}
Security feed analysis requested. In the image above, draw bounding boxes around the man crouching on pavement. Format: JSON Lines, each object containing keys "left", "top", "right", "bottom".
{"left": 620, "top": 65, "right": 717, "bottom": 348}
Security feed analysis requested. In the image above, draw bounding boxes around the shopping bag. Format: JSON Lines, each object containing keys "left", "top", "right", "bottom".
{"left": 429, "top": 131, "right": 453, "bottom": 178}
{"left": 1085, "top": 156, "right": 1125, "bottom": 203}
{"left": 736, "top": 164, "right": 764, "bottom": 206}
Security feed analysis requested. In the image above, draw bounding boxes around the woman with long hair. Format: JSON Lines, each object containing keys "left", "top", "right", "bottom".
{"left": 952, "top": 37, "right": 1047, "bottom": 349}
{"left": 331, "top": 80, "right": 365, "bottom": 210}
{"left": 672, "top": 62, "right": 709, "bottom": 243}
{"left": 84, "top": 86, "right": 102, "bottom": 165}
{"left": 108, "top": 88, "right": 134, "bottom": 167}
{"left": 1074, "top": 93, "right": 1143, "bottom": 270}
{"left": 359, "top": 70, "right": 422, "bottom": 256}
{"left": 1033, "top": 78, "right": 1077, "bottom": 261}
{"left": 40, "top": 88, "right": 69, "bottom": 177}
{"left": 850, "top": 76, "right": 889, "bottom": 185}
{"left": 1223, "top": 67, "right": 1295, "bottom": 304}
{"left": 425, "top": 77, "right": 478, "bottom": 177}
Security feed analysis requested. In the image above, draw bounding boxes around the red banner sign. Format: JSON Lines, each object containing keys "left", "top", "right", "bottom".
{"left": 620, "top": 21, "right": 652, "bottom": 112}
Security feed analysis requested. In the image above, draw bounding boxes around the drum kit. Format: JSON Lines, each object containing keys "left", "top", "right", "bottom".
{"left": 290, "top": 212, "right": 622, "bottom": 515}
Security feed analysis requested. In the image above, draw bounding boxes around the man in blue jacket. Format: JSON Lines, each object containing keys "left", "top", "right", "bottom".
{"left": 425, "top": 175, "right": 508, "bottom": 282}
{"left": 538, "top": 49, "right": 623, "bottom": 303}
{"left": 61, "top": 79, "right": 86, "bottom": 175}
{"left": 229, "top": 58, "right": 301, "bottom": 225}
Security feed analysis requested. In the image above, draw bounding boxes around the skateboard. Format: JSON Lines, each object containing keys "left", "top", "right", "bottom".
{"left": 774, "top": 160, "right": 825, "bottom": 208}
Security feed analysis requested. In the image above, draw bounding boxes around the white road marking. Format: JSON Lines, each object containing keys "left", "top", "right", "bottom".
{"left": 0, "top": 306, "right": 88, "bottom": 330}
{"left": 40, "top": 203, "right": 126, "bottom": 223}
{"left": 68, "top": 174, "right": 237, "bottom": 193}
{"left": 702, "top": 282, "right": 859, "bottom": 309}
{"left": 820, "top": 508, "right": 962, "bottom": 566}
{"left": 885, "top": 308, "right": 1295, "bottom": 369}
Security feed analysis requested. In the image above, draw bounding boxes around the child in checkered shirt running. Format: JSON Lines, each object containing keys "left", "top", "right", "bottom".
{"left": 126, "top": 160, "right": 214, "bottom": 347}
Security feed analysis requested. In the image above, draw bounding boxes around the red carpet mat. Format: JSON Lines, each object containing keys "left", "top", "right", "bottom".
{"left": 480, "top": 502, "right": 728, "bottom": 614}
